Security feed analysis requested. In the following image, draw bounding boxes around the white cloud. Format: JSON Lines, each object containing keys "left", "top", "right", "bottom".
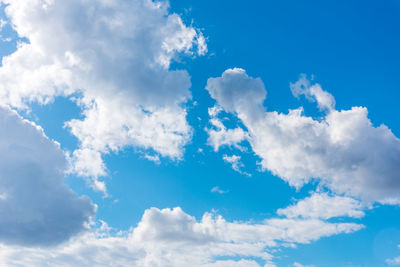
{"left": 387, "top": 245, "right": 400, "bottom": 265}
{"left": 211, "top": 186, "right": 228, "bottom": 194}
{"left": 387, "top": 256, "right": 400, "bottom": 265}
{"left": 0, "top": 0, "right": 206, "bottom": 191}
{"left": 222, "top": 154, "right": 251, "bottom": 176}
{"left": 206, "top": 68, "right": 400, "bottom": 202}
{"left": 0, "top": 18, "right": 6, "bottom": 30}
{"left": 0, "top": 106, "right": 95, "bottom": 246}
{"left": 0, "top": 206, "right": 363, "bottom": 266}
{"left": 290, "top": 74, "right": 335, "bottom": 112}
{"left": 207, "top": 107, "right": 248, "bottom": 152}
{"left": 277, "top": 193, "right": 365, "bottom": 220}
{"left": 292, "top": 262, "right": 315, "bottom": 267}
{"left": 143, "top": 154, "right": 161, "bottom": 164}
{"left": 206, "top": 68, "right": 266, "bottom": 122}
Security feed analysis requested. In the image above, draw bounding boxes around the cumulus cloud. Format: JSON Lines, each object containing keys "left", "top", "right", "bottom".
{"left": 0, "top": 107, "right": 95, "bottom": 246}
{"left": 206, "top": 68, "right": 266, "bottom": 122}
{"left": 206, "top": 68, "right": 400, "bottom": 202}
{"left": 0, "top": 0, "right": 206, "bottom": 191}
{"left": 0, "top": 206, "right": 362, "bottom": 266}
{"left": 277, "top": 193, "right": 365, "bottom": 220}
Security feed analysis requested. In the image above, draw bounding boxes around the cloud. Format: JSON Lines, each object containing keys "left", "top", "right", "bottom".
{"left": 211, "top": 186, "right": 228, "bottom": 194}
{"left": 0, "top": 206, "right": 362, "bottom": 266}
{"left": 222, "top": 154, "right": 251, "bottom": 176}
{"left": 0, "top": 0, "right": 206, "bottom": 191}
{"left": 0, "top": 107, "right": 95, "bottom": 246}
{"left": 207, "top": 106, "right": 248, "bottom": 151}
{"left": 206, "top": 68, "right": 266, "bottom": 122}
{"left": 277, "top": 193, "right": 365, "bottom": 220}
{"left": 205, "top": 68, "right": 400, "bottom": 203}
{"left": 387, "top": 256, "right": 400, "bottom": 265}
{"left": 290, "top": 74, "right": 335, "bottom": 112}
{"left": 292, "top": 262, "right": 315, "bottom": 267}
{"left": 387, "top": 245, "right": 400, "bottom": 265}
{"left": 0, "top": 18, "right": 6, "bottom": 30}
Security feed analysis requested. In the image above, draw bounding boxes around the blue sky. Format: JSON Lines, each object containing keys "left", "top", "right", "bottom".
{"left": 0, "top": 0, "right": 399, "bottom": 266}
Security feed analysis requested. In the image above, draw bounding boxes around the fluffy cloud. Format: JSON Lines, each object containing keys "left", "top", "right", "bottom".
{"left": 0, "top": 206, "right": 362, "bottom": 266}
{"left": 206, "top": 68, "right": 400, "bottom": 202}
{"left": 207, "top": 107, "right": 248, "bottom": 151}
{"left": 277, "top": 193, "right": 365, "bottom": 220}
{"left": 0, "top": 107, "right": 95, "bottom": 246}
{"left": 0, "top": 0, "right": 206, "bottom": 191}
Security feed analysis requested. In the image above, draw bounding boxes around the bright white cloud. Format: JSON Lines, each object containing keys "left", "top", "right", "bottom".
{"left": 207, "top": 107, "right": 248, "bottom": 151}
{"left": 277, "top": 193, "right": 365, "bottom": 220}
{"left": 0, "top": 0, "right": 206, "bottom": 191}
{"left": 206, "top": 68, "right": 400, "bottom": 202}
{"left": 0, "top": 107, "right": 95, "bottom": 246}
{"left": 0, "top": 206, "right": 362, "bottom": 266}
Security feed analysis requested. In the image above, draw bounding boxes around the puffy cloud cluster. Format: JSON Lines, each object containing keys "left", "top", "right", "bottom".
{"left": 206, "top": 68, "right": 400, "bottom": 202}
{"left": 0, "top": 0, "right": 206, "bottom": 191}
{"left": 0, "top": 206, "right": 362, "bottom": 266}
{"left": 0, "top": 107, "right": 95, "bottom": 246}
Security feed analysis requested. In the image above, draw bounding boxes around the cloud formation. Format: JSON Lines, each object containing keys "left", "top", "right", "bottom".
{"left": 0, "top": 0, "right": 206, "bottom": 191}
{"left": 211, "top": 186, "right": 228, "bottom": 194}
{"left": 206, "top": 68, "right": 400, "bottom": 202}
{"left": 0, "top": 206, "right": 362, "bottom": 266}
{"left": 277, "top": 193, "right": 365, "bottom": 220}
{"left": 0, "top": 107, "right": 95, "bottom": 246}
{"left": 222, "top": 154, "right": 251, "bottom": 176}
{"left": 387, "top": 256, "right": 400, "bottom": 265}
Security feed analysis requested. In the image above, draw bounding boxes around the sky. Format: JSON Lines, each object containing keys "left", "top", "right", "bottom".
{"left": 0, "top": 0, "right": 399, "bottom": 266}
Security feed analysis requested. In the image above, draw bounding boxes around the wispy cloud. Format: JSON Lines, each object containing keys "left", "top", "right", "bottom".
{"left": 211, "top": 186, "right": 229, "bottom": 194}
{"left": 222, "top": 154, "right": 251, "bottom": 177}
